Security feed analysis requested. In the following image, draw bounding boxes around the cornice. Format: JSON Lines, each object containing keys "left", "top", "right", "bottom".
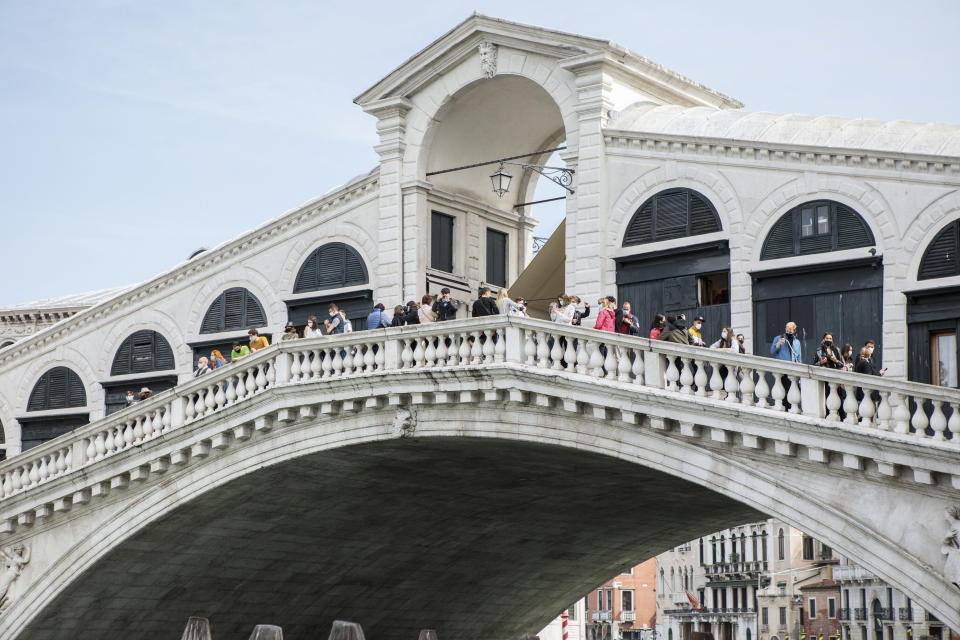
{"left": 603, "top": 129, "right": 960, "bottom": 181}
{"left": 0, "top": 171, "right": 381, "bottom": 373}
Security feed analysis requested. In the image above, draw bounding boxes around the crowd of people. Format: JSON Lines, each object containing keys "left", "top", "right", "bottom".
{"left": 120, "top": 289, "right": 884, "bottom": 405}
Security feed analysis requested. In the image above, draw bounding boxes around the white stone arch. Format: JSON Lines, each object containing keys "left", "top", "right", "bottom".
{"left": 96, "top": 310, "right": 190, "bottom": 377}
{"left": 1, "top": 398, "right": 957, "bottom": 636}
{"left": 185, "top": 267, "right": 286, "bottom": 337}
{"left": 902, "top": 189, "right": 960, "bottom": 289}
{"left": 278, "top": 224, "right": 379, "bottom": 296}
{"left": 603, "top": 166, "right": 740, "bottom": 289}
{"left": 14, "top": 347, "right": 101, "bottom": 416}
{"left": 744, "top": 176, "right": 894, "bottom": 266}
{"left": 0, "top": 392, "right": 19, "bottom": 455}
{"left": 403, "top": 49, "right": 581, "bottom": 184}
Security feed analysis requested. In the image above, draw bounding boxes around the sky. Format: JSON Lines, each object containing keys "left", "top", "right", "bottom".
{"left": 1, "top": 1, "right": 958, "bottom": 305}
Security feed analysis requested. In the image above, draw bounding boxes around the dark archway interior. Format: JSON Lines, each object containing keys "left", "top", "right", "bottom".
{"left": 26, "top": 438, "right": 762, "bottom": 640}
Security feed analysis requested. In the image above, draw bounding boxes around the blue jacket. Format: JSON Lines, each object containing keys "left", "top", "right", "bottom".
{"left": 366, "top": 308, "right": 391, "bottom": 330}
{"left": 770, "top": 334, "right": 802, "bottom": 363}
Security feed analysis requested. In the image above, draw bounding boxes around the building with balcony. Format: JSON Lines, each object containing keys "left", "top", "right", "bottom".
{"left": 833, "top": 561, "right": 959, "bottom": 640}
{"left": 537, "top": 599, "right": 588, "bottom": 640}
{"left": 799, "top": 580, "right": 841, "bottom": 640}
{"left": 586, "top": 559, "right": 657, "bottom": 640}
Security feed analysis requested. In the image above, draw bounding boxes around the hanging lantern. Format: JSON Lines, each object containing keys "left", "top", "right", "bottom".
{"left": 490, "top": 163, "right": 512, "bottom": 197}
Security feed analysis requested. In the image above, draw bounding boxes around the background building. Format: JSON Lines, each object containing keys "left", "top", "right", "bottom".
{"left": 587, "top": 559, "right": 658, "bottom": 640}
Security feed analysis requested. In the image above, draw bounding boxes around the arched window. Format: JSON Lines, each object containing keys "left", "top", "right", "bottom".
{"left": 918, "top": 219, "right": 960, "bottom": 280}
{"left": 669, "top": 629, "right": 674, "bottom": 640}
{"left": 720, "top": 536, "right": 726, "bottom": 562}
{"left": 670, "top": 568, "right": 675, "bottom": 591}
{"left": 699, "top": 538, "right": 705, "bottom": 564}
{"left": 740, "top": 533, "right": 747, "bottom": 560}
{"left": 778, "top": 528, "right": 785, "bottom": 560}
{"left": 293, "top": 242, "right": 368, "bottom": 293}
{"left": 27, "top": 366, "right": 86, "bottom": 411}
{"left": 622, "top": 188, "right": 721, "bottom": 246}
{"left": 761, "top": 200, "right": 875, "bottom": 259}
{"left": 752, "top": 532, "right": 758, "bottom": 562}
{"left": 110, "top": 330, "right": 175, "bottom": 375}
{"left": 200, "top": 288, "right": 267, "bottom": 334}
{"left": 659, "top": 568, "right": 665, "bottom": 593}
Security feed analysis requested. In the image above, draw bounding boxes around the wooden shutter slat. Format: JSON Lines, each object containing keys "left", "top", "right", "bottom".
{"left": 919, "top": 222, "right": 959, "bottom": 280}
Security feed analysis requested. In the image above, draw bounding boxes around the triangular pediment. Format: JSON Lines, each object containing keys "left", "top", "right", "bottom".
{"left": 354, "top": 13, "right": 742, "bottom": 109}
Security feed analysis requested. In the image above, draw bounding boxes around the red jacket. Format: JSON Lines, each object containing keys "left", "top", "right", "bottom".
{"left": 594, "top": 308, "right": 616, "bottom": 332}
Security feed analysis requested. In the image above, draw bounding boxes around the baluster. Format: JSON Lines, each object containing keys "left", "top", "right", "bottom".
{"left": 770, "top": 374, "right": 786, "bottom": 411}
{"left": 875, "top": 391, "right": 892, "bottom": 430}
{"left": 458, "top": 333, "right": 472, "bottom": 365}
{"left": 38, "top": 457, "right": 49, "bottom": 482}
{"left": 826, "top": 383, "right": 842, "bottom": 422}
{"left": 225, "top": 376, "right": 238, "bottom": 406}
{"left": 64, "top": 448, "right": 72, "bottom": 472}
{"left": 911, "top": 396, "right": 929, "bottom": 437}
{"left": 375, "top": 342, "right": 386, "bottom": 370}
{"left": 304, "top": 349, "right": 317, "bottom": 379}
{"left": 435, "top": 336, "right": 448, "bottom": 366}
{"left": 105, "top": 428, "right": 116, "bottom": 455}
{"left": 524, "top": 331, "right": 537, "bottom": 366}
{"left": 94, "top": 431, "right": 106, "bottom": 459}
{"left": 85, "top": 437, "right": 96, "bottom": 462}
{"left": 364, "top": 345, "right": 376, "bottom": 372}
{"left": 469, "top": 332, "right": 482, "bottom": 364}
{"left": 563, "top": 338, "right": 577, "bottom": 373}
{"left": 665, "top": 356, "right": 680, "bottom": 392}
{"left": 132, "top": 417, "right": 144, "bottom": 443}
{"left": 145, "top": 411, "right": 157, "bottom": 438}
{"left": 214, "top": 384, "right": 226, "bottom": 410}
{"left": 787, "top": 376, "right": 801, "bottom": 414}
{"left": 119, "top": 420, "right": 132, "bottom": 448}
{"left": 482, "top": 330, "right": 495, "bottom": 363}
{"left": 242, "top": 367, "right": 256, "bottom": 396}
{"left": 679, "top": 357, "right": 695, "bottom": 395}
{"left": 930, "top": 400, "right": 947, "bottom": 441}
{"left": 345, "top": 345, "right": 358, "bottom": 373}
{"left": 550, "top": 336, "right": 565, "bottom": 370}
{"left": 422, "top": 339, "right": 435, "bottom": 368}
{"left": 2, "top": 472, "right": 11, "bottom": 496}
{"left": 536, "top": 334, "right": 551, "bottom": 369}
{"left": 162, "top": 404, "right": 172, "bottom": 433}
{"left": 604, "top": 344, "right": 617, "bottom": 380}
{"left": 617, "top": 347, "right": 632, "bottom": 382}
{"left": 401, "top": 340, "right": 414, "bottom": 369}
{"left": 588, "top": 341, "right": 605, "bottom": 378}
{"left": 204, "top": 385, "right": 217, "bottom": 414}
{"left": 330, "top": 346, "right": 345, "bottom": 375}
{"left": 694, "top": 360, "right": 709, "bottom": 398}
{"left": 891, "top": 393, "right": 911, "bottom": 434}
{"left": 266, "top": 360, "right": 276, "bottom": 386}
{"left": 740, "top": 368, "right": 755, "bottom": 406}
{"left": 19, "top": 467, "right": 29, "bottom": 490}
{"left": 948, "top": 403, "right": 960, "bottom": 443}
{"left": 11, "top": 468, "right": 22, "bottom": 492}
{"left": 858, "top": 389, "right": 876, "bottom": 427}
{"left": 631, "top": 349, "right": 644, "bottom": 384}
{"left": 412, "top": 339, "right": 426, "bottom": 368}
{"left": 233, "top": 373, "right": 247, "bottom": 402}
{"left": 724, "top": 364, "right": 739, "bottom": 402}
{"left": 842, "top": 386, "right": 860, "bottom": 425}
{"left": 575, "top": 339, "right": 589, "bottom": 375}
{"left": 255, "top": 365, "right": 267, "bottom": 391}
{"left": 494, "top": 330, "right": 506, "bottom": 363}
{"left": 447, "top": 335, "right": 460, "bottom": 367}
{"left": 290, "top": 351, "right": 302, "bottom": 381}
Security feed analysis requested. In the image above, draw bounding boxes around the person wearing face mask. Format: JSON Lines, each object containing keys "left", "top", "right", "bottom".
{"left": 689, "top": 316, "right": 706, "bottom": 346}
{"left": 770, "top": 321, "right": 802, "bottom": 363}
{"left": 124, "top": 390, "right": 136, "bottom": 407}
{"left": 840, "top": 343, "right": 855, "bottom": 371}
{"left": 304, "top": 316, "right": 323, "bottom": 338}
{"left": 649, "top": 314, "right": 666, "bottom": 340}
{"left": 324, "top": 304, "right": 345, "bottom": 334}
{"left": 854, "top": 340, "right": 886, "bottom": 376}
{"left": 658, "top": 313, "right": 690, "bottom": 344}
{"left": 248, "top": 328, "right": 269, "bottom": 350}
{"left": 230, "top": 342, "right": 250, "bottom": 362}
{"left": 735, "top": 334, "right": 747, "bottom": 354}
{"left": 814, "top": 333, "right": 843, "bottom": 369}
{"left": 710, "top": 327, "right": 737, "bottom": 352}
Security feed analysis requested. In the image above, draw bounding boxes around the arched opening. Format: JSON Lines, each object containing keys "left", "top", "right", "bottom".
{"left": 778, "top": 529, "right": 786, "bottom": 560}
{"left": 754, "top": 200, "right": 882, "bottom": 369}
{"left": 287, "top": 243, "right": 372, "bottom": 332}
{"left": 423, "top": 75, "right": 567, "bottom": 304}
{"left": 104, "top": 330, "right": 178, "bottom": 416}
{"left": 617, "top": 188, "right": 729, "bottom": 346}
{"left": 907, "top": 219, "right": 960, "bottom": 388}
{"left": 21, "top": 366, "right": 88, "bottom": 450}
{"left": 0, "top": 340, "right": 15, "bottom": 350}
{"left": 191, "top": 288, "right": 273, "bottom": 372}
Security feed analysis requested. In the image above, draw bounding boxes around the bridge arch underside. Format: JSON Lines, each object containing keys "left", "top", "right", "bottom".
{"left": 24, "top": 438, "right": 760, "bottom": 640}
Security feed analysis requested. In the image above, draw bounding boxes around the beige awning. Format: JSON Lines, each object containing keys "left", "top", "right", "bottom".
{"left": 508, "top": 220, "right": 565, "bottom": 320}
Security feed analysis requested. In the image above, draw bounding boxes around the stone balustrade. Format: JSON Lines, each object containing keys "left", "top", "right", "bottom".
{"left": 0, "top": 316, "right": 957, "bottom": 511}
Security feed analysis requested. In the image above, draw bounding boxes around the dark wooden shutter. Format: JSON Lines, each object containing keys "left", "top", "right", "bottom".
{"left": 431, "top": 212, "right": 454, "bottom": 273}
{"left": 623, "top": 189, "right": 720, "bottom": 247}
{"left": 761, "top": 214, "right": 795, "bottom": 259}
{"left": 131, "top": 332, "right": 154, "bottom": 374}
{"left": 919, "top": 221, "right": 960, "bottom": 280}
{"left": 486, "top": 229, "right": 508, "bottom": 287}
{"left": 223, "top": 289, "right": 245, "bottom": 329}
{"left": 200, "top": 296, "right": 223, "bottom": 333}
{"left": 294, "top": 243, "right": 369, "bottom": 292}
{"left": 111, "top": 330, "right": 175, "bottom": 375}
{"left": 244, "top": 291, "right": 266, "bottom": 327}
{"left": 836, "top": 203, "right": 875, "bottom": 249}
{"left": 28, "top": 367, "right": 86, "bottom": 411}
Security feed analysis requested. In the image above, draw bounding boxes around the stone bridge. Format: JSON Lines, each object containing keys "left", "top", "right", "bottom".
{"left": 0, "top": 317, "right": 956, "bottom": 639}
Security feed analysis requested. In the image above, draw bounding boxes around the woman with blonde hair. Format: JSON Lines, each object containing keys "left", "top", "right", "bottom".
{"left": 495, "top": 288, "right": 524, "bottom": 316}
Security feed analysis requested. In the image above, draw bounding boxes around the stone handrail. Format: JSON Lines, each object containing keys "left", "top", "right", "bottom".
{"left": 0, "top": 316, "right": 957, "bottom": 503}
